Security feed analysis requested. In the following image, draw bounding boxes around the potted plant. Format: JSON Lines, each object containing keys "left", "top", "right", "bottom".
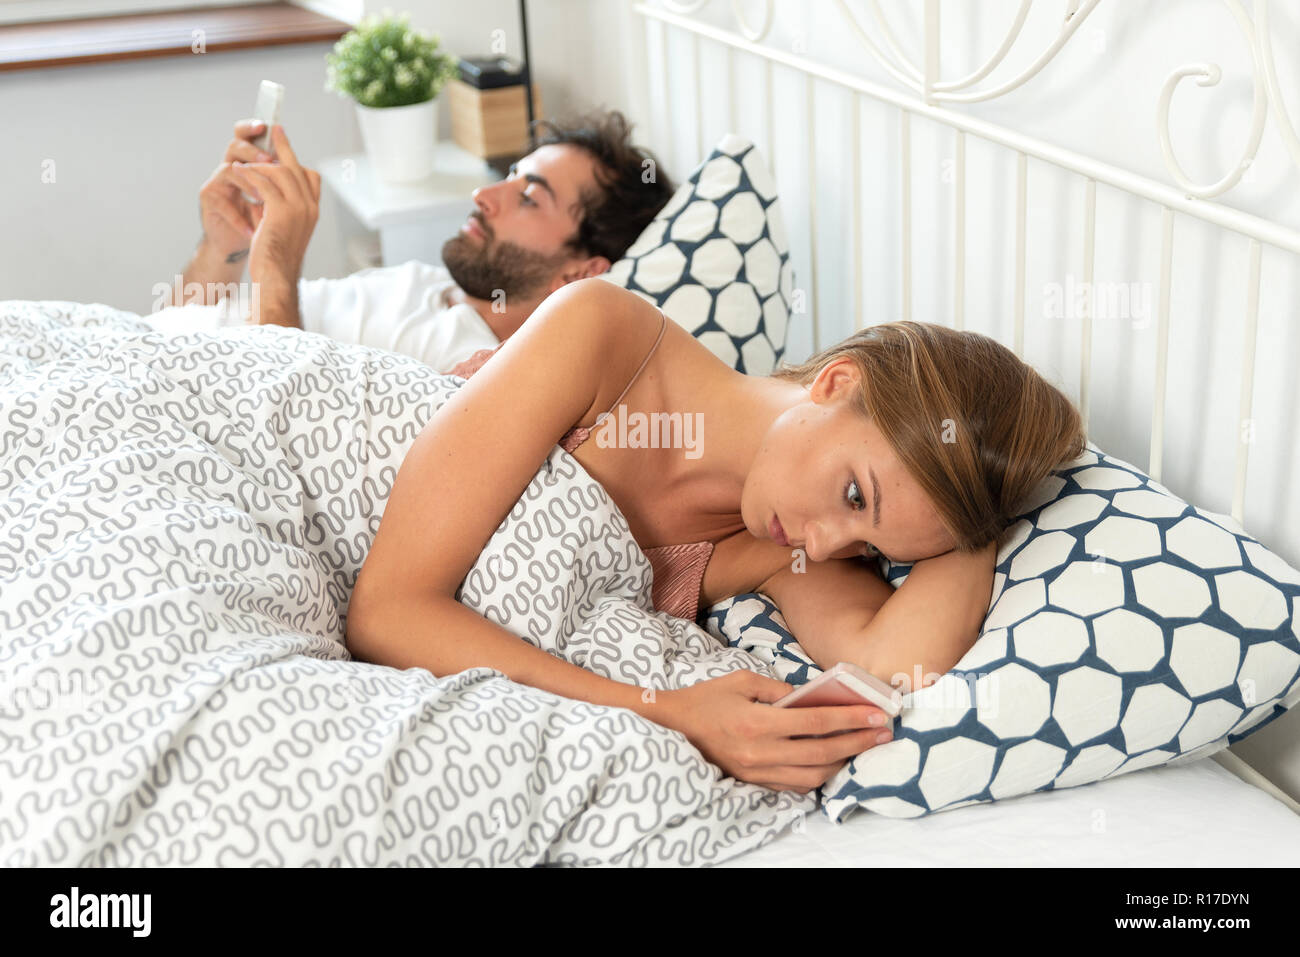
{"left": 325, "top": 11, "right": 459, "bottom": 183}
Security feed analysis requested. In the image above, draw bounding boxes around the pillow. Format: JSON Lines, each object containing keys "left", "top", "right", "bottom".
{"left": 601, "top": 134, "right": 793, "bottom": 375}
{"left": 704, "top": 439, "right": 1300, "bottom": 820}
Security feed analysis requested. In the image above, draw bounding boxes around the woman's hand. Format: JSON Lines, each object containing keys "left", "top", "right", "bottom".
{"left": 658, "top": 671, "right": 894, "bottom": 793}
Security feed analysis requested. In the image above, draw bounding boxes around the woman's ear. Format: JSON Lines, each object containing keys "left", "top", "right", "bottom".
{"left": 808, "top": 357, "right": 861, "bottom": 403}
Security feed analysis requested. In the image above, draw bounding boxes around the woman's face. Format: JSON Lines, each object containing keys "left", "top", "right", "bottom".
{"left": 742, "top": 358, "right": 956, "bottom": 564}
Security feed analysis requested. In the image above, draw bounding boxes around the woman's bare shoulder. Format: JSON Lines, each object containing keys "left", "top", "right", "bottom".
{"left": 535, "top": 280, "right": 676, "bottom": 416}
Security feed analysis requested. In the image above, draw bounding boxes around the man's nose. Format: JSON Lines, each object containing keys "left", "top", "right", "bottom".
{"left": 470, "top": 183, "right": 497, "bottom": 218}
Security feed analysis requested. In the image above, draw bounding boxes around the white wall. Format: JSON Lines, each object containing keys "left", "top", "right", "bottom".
{"left": 389, "top": 0, "right": 647, "bottom": 143}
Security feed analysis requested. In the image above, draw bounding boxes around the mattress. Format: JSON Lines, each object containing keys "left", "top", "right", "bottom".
{"left": 716, "top": 757, "right": 1300, "bottom": 866}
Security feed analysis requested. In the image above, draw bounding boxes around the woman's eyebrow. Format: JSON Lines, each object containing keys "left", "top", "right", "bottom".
{"left": 869, "top": 465, "right": 882, "bottom": 527}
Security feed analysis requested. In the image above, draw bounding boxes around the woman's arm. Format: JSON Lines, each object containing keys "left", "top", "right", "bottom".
{"left": 347, "top": 278, "right": 646, "bottom": 681}
{"left": 758, "top": 540, "right": 999, "bottom": 691}
{"left": 347, "top": 278, "right": 888, "bottom": 791}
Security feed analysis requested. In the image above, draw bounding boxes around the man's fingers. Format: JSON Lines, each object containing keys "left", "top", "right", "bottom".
{"left": 233, "top": 119, "right": 267, "bottom": 142}
{"left": 211, "top": 196, "right": 254, "bottom": 239}
{"left": 269, "top": 125, "right": 300, "bottom": 169}
{"left": 236, "top": 159, "right": 308, "bottom": 208}
{"left": 222, "top": 164, "right": 261, "bottom": 202}
{"left": 268, "top": 126, "right": 318, "bottom": 205}
{"left": 205, "top": 164, "right": 259, "bottom": 207}
{"left": 224, "top": 138, "right": 273, "bottom": 165}
{"left": 228, "top": 162, "right": 285, "bottom": 204}
{"left": 251, "top": 126, "right": 322, "bottom": 208}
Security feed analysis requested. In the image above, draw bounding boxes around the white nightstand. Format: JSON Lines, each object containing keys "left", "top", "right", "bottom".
{"left": 318, "top": 142, "right": 498, "bottom": 268}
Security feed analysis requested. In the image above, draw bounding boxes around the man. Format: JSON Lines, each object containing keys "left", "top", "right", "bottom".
{"left": 166, "top": 110, "right": 673, "bottom": 373}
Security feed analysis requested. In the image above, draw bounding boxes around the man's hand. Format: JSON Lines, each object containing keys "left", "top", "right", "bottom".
{"left": 177, "top": 119, "right": 274, "bottom": 307}
{"left": 197, "top": 119, "right": 275, "bottom": 260}
{"left": 223, "top": 125, "right": 321, "bottom": 292}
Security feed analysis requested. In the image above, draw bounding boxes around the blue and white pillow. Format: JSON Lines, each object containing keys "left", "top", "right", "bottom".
{"left": 601, "top": 134, "right": 792, "bottom": 375}
{"left": 705, "top": 439, "right": 1300, "bottom": 820}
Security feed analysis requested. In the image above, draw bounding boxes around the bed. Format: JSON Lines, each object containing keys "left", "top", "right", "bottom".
{"left": 4, "top": 0, "right": 1300, "bottom": 868}
{"left": 719, "top": 759, "right": 1300, "bottom": 868}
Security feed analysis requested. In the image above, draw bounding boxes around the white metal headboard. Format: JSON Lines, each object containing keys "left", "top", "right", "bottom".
{"left": 628, "top": 0, "right": 1300, "bottom": 806}
{"left": 631, "top": 0, "right": 1299, "bottom": 532}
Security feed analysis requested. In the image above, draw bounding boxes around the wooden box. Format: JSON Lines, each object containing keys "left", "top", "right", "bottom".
{"left": 447, "top": 78, "right": 544, "bottom": 160}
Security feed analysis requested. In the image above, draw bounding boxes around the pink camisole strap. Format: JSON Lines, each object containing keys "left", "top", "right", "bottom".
{"left": 560, "top": 307, "right": 667, "bottom": 453}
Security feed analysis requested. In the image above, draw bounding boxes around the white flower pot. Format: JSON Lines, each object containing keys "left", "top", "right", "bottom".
{"left": 355, "top": 98, "right": 438, "bottom": 184}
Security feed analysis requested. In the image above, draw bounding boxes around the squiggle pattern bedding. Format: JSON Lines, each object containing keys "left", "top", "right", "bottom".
{"left": 0, "top": 300, "right": 813, "bottom": 866}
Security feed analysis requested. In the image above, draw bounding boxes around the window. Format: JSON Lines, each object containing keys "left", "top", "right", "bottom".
{"left": 0, "top": 2, "right": 353, "bottom": 70}
{"left": 0, "top": 2, "right": 279, "bottom": 27}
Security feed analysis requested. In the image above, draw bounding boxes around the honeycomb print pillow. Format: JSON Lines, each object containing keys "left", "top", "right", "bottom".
{"left": 601, "top": 134, "right": 792, "bottom": 374}
{"left": 704, "top": 440, "right": 1300, "bottom": 820}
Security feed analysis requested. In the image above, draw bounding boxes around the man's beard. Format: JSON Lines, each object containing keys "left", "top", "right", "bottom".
{"left": 441, "top": 224, "right": 571, "bottom": 303}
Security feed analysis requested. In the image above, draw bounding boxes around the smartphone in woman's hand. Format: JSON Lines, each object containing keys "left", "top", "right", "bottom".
{"left": 772, "top": 662, "right": 902, "bottom": 739}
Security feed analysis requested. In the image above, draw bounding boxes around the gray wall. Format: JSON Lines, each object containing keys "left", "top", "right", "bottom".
{"left": 0, "top": 42, "right": 361, "bottom": 313}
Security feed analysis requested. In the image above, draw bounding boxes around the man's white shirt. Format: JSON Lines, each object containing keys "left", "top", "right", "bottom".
{"left": 143, "top": 261, "right": 500, "bottom": 374}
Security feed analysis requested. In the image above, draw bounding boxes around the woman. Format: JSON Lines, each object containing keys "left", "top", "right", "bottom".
{"left": 347, "top": 279, "right": 1086, "bottom": 792}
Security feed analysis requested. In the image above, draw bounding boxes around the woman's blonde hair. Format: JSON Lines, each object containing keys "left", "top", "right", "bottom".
{"left": 773, "top": 321, "right": 1087, "bottom": 554}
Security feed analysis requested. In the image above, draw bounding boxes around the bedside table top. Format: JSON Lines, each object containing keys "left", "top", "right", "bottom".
{"left": 319, "top": 142, "right": 498, "bottom": 229}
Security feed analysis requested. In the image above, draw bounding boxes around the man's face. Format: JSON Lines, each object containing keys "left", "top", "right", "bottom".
{"left": 441, "top": 143, "right": 602, "bottom": 302}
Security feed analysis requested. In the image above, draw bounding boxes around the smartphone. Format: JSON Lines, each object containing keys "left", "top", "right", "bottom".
{"left": 250, "top": 80, "right": 284, "bottom": 156}
{"left": 772, "top": 662, "right": 903, "bottom": 737}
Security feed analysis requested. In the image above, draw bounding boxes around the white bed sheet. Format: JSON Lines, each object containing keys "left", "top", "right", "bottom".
{"left": 717, "top": 758, "right": 1300, "bottom": 867}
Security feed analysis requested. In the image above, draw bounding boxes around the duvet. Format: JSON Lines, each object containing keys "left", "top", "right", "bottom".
{"left": 0, "top": 300, "right": 813, "bottom": 866}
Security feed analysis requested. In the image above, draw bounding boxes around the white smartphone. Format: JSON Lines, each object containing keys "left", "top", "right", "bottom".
{"left": 250, "top": 80, "right": 284, "bottom": 156}
{"left": 773, "top": 662, "right": 904, "bottom": 717}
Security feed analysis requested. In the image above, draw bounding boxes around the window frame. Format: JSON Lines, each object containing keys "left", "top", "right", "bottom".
{"left": 0, "top": 1, "right": 300, "bottom": 27}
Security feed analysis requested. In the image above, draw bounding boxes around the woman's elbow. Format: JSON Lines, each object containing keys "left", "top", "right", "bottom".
{"left": 344, "top": 576, "right": 461, "bottom": 676}
{"left": 344, "top": 567, "right": 395, "bottom": 663}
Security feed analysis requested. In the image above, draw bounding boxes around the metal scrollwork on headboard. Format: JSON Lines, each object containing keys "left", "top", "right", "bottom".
{"left": 833, "top": 0, "right": 1102, "bottom": 105}
{"left": 1158, "top": 0, "right": 1300, "bottom": 199}
{"left": 664, "top": 0, "right": 774, "bottom": 41}
{"left": 657, "top": 0, "right": 1299, "bottom": 200}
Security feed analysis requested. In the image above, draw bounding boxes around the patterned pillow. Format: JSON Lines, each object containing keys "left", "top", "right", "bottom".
{"left": 600, "top": 134, "right": 792, "bottom": 375}
{"left": 704, "top": 439, "right": 1300, "bottom": 820}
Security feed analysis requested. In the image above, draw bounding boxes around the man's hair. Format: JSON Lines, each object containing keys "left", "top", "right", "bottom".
{"left": 531, "top": 110, "right": 674, "bottom": 264}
